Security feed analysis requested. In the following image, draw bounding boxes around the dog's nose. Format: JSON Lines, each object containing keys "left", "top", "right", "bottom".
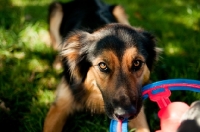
{"left": 114, "top": 106, "right": 136, "bottom": 120}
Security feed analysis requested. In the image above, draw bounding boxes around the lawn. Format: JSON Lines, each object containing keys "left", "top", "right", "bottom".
{"left": 0, "top": 0, "right": 199, "bottom": 132}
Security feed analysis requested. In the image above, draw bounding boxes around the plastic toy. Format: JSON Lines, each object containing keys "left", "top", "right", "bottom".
{"left": 109, "top": 79, "right": 200, "bottom": 132}
{"left": 110, "top": 119, "right": 128, "bottom": 132}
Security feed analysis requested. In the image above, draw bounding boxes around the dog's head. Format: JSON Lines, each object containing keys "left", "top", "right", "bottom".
{"left": 61, "top": 23, "right": 160, "bottom": 120}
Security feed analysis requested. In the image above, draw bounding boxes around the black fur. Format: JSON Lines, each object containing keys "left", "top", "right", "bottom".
{"left": 50, "top": 0, "right": 118, "bottom": 38}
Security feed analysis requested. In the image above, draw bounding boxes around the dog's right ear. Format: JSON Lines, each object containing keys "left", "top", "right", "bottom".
{"left": 60, "top": 31, "right": 93, "bottom": 83}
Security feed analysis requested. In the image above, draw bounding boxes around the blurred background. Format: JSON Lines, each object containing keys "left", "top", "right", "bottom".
{"left": 0, "top": 0, "right": 200, "bottom": 131}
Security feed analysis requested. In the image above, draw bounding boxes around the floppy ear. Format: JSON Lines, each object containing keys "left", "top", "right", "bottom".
{"left": 60, "top": 31, "right": 92, "bottom": 83}
{"left": 141, "top": 31, "right": 162, "bottom": 70}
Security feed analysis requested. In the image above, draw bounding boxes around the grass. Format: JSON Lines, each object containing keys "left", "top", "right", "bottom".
{"left": 0, "top": 0, "right": 199, "bottom": 131}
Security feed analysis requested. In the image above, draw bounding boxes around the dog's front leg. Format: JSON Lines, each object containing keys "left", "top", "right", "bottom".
{"left": 43, "top": 79, "right": 77, "bottom": 132}
{"left": 128, "top": 106, "right": 150, "bottom": 132}
{"left": 43, "top": 99, "right": 71, "bottom": 132}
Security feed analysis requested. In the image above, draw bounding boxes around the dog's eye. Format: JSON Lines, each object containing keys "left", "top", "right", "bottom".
{"left": 98, "top": 62, "right": 109, "bottom": 72}
{"left": 132, "top": 60, "right": 144, "bottom": 71}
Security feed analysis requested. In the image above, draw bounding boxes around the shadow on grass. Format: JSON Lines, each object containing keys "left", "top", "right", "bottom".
{"left": 0, "top": 0, "right": 57, "bottom": 132}
{"left": 0, "top": 46, "right": 59, "bottom": 132}
{"left": 0, "top": 0, "right": 49, "bottom": 30}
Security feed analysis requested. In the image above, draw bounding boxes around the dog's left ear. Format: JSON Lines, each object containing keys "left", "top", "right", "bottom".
{"left": 141, "top": 31, "right": 162, "bottom": 70}
{"left": 60, "top": 31, "right": 92, "bottom": 83}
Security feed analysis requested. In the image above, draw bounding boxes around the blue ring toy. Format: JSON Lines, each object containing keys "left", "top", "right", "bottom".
{"left": 109, "top": 119, "right": 128, "bottom": 132}
{"left": 142, "top": 79, "right": 200, "bottom": 99}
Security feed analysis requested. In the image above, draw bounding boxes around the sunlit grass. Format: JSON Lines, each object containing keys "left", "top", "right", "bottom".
{"left": 165, "top": 42, "right": 183, "bottom": 55}
{"left": 174, "top": 9, "right": 200, "bottom": 31}
{"left": 37, "top": 89, "right": 55, "bottom": 105}
{"left": 19, "top": 23, "right": 50, "bottom": 51}
{"left": 11, "top": 0, "right": 50, "bottom": 6}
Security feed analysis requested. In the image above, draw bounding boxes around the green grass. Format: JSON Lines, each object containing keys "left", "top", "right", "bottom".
{"left": 0, "top": 0, "right": 200, "bottom": 131}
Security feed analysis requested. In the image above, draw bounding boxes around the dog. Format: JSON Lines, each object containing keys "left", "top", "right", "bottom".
{"left": 44, "top": 0, "right": 160, "bottom": 131}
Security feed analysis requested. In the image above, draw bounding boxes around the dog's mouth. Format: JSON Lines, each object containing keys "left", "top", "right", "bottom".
{"left": 113, "top": 113, "right": 135, "bottom": 121}
{"left": 114, "top": 106, "right": 137, "bottom": 120}
{"left": 106, "top": 105, "right": 138, "bottom": 121}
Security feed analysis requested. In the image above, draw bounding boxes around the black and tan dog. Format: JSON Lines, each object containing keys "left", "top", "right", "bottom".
{"left": 44, "top": 0, "right": 160, "bottom": 131}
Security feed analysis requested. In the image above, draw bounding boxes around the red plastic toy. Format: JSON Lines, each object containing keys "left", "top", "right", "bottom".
{"left": 142, "top": 79, "right": 200, "bottom": 132}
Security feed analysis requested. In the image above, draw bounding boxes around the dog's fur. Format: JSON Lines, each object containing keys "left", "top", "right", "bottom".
{"left": 44, "top": 0, "right": 159, "bottom": 131}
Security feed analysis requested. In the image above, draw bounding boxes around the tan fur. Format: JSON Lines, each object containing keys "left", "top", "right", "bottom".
{"left": 49, "top": 3, "right": 63, "bottom": 69}
{"left": 142, "top": 65, "right": 150, "bottom": 86}
{"left": 44, "top": 78, "right": 83, "bottom": 132}
{"left": 83, "top": 68, "right": 105, "bottom": 113}
{"left": 49, "top": 3, "right": 63, "bottom": 51}
{"left": 44, "top": 79, "right": 73, "bottom": 132}
{"left": 122, "top": 47, "right": 141, "bottom": 72}
{"left": 112, "top": 5, "right": 130, "bottom": 25}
